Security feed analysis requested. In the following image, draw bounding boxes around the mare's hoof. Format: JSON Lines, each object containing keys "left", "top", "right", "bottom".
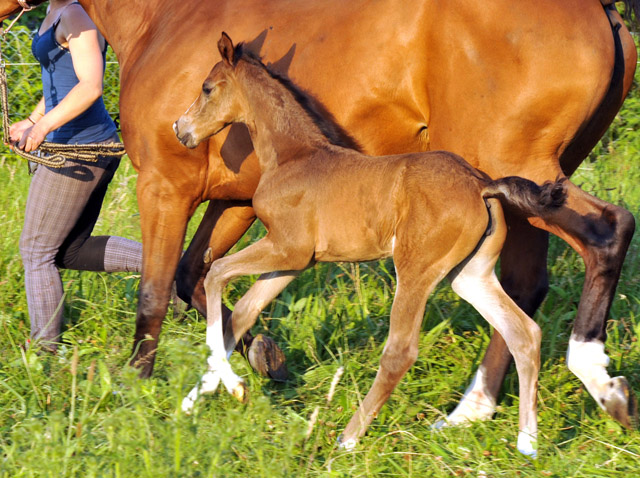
{"left": 247, "top": 334, "right": 289, "bottom": 381}
{"left": 602, "top": 376, "right": 638, "bottom": 429}
{"left": 231, "top": 381, "right": 249, "bottom": 403}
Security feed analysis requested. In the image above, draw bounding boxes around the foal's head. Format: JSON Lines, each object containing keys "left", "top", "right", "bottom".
{"left": 174, "top": 32, "right": 360, "bottom": 152}
{"left": 174, "top": 32, "right": 244, "bottom": 149}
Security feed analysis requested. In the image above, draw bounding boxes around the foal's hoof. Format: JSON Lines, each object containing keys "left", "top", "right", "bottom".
{"left": 231, "top": 381, "right": 249, "bottom": 404}
{"left": 247, "top": 334, "right": 289, "bottom": 381}
{"left": 602, "top": 376, "right": 638, "bottom": 429}
{"left": 336, "top": 434, "right": 357, "bottom": 451}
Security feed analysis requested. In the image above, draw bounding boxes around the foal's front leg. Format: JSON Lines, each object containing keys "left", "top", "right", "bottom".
{"left": 182, "top": 235, "right": 310, "bottom": 411}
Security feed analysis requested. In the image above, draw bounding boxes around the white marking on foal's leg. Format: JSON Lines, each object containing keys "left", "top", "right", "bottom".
{"left": 205, "top": 322, "right": 246, "bottom": 402}
{"left": 181, "top": 370, "right": 221, "bottom": 413}
{"left": 337, "top": 436, "right": 358, "bottom": 451}
{"left": 517, "top": 427, "right": 538, "bottom": 458}
{"left": 566, "top": 336, "right": 612, "bottom": 410}
{"left": 433, "top": 365, "right": 497, "bottom": 429}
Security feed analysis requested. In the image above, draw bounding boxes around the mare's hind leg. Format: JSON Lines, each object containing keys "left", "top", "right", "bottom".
{"left": 447, "top": 220, "right": 542, "bottom": 457}
{"left": 530, "top": 181, "right": 637, "bottom": 427}
{"left": 443, "top": 182, "right": 637, "bottom": 430}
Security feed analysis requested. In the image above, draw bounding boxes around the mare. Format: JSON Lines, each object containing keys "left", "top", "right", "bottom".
{"left": 1, "top": 0, "right": 637, "bottom": 428}
{"left": 174, "top": 33, "right": 571, "bottom": 455}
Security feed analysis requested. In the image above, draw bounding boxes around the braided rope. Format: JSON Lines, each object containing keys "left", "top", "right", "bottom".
{"left": 0, "top": 34, "right": 126, "bottom": 168}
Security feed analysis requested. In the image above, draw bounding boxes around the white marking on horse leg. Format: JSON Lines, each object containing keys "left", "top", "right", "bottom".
{"left": 181, "top": 370, "right": 221, "bottom": 413}
{"left": 567, "top": 336, "right": 611, "bottom": 410}
{"left": 205, "top": 322, "right": 245, "bottom": 400}
{"left": 433, "top": 365, "right": 497, "bottom": 429}
{"left": 337, "top": 436, "right": 357, "bottom": 451}
{"left": 517, "top": 427, "right": 538, "bottom": 458}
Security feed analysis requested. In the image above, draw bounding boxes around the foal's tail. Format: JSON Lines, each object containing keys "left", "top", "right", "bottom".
{"left": 482, "top": 176, "right": 567, "bottom": 218}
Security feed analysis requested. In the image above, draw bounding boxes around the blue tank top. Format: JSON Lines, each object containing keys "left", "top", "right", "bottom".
{"left": 31, "top": 13, "right": 117, "bottom": 145}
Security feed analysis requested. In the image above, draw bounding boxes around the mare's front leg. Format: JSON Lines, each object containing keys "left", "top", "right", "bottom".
{"left": 181, "top": 269, "right": 299, "bottom": 412}
{"left": 132, "top": 172, "right": 194, "bottom": 377}
{"left": 440, "top": 216, "right": 549, "bottom": 426}
{"left": 176, "top": 199, "right": 255, "bottom": 312}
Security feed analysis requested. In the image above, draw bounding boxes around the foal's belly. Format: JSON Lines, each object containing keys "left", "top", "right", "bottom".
{"left": 314, "top": 245, "right": 393, "bottom": 264}
{"left": 313, "top": 213, "right": 395, "bottom": 263}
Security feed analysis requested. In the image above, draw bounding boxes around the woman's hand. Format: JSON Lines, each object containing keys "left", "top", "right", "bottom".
{"left": 8, "top": 118, "right": 33, "bottom": 146}
{"left": 18, "top": 122, "right": 48, "bottom": 152}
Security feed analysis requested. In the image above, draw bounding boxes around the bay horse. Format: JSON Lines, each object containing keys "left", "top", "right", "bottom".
{"left": 174, "top": 33, "right": 570, "bottom": 455}
{"left": 1, "top": 0, "right": 637, "bottom": 428}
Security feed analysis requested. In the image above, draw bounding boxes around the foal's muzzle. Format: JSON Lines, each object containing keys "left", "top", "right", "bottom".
{"left": 173, "top": 121, "right": 198, "bottom": 149}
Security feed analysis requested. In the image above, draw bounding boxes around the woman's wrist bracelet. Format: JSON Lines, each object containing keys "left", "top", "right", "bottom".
{"left": 27, "top": 116, "right": 36, "bottom": 124}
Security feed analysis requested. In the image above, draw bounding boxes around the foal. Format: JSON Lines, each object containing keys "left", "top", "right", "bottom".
{"left": 174, "top": 33, "right": 566, "bottom": 457}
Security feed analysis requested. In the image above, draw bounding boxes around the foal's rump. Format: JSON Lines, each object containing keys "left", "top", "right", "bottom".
{"left": 395, "top": 153, "right": 567, "bottom": 272}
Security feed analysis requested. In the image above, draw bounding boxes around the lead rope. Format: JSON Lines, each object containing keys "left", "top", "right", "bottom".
{"left": 1, "top": 8, "right": 126, "bottom": 168}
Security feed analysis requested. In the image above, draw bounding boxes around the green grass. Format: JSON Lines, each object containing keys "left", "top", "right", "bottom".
{"left": 1, "top": 42, "right": 640, "bottom": 478}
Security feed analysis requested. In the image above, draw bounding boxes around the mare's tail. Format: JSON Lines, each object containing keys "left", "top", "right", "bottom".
{"left": 619, "top": 1, "right": 640, "bottom": 25}
{"left": 482, "top": 177, "right": 567, "bottom": 218}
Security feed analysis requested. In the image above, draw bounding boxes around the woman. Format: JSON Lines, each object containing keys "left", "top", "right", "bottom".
{"left": 9, "top": 0, "right": 141, "bottom": 351}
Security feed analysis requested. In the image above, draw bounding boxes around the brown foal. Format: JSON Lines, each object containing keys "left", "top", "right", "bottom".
{"left": 174, "top": 34, "right": 568, "bottom": 456}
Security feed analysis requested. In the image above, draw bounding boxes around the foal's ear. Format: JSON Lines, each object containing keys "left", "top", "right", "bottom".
{"left": 218, "top": 32, "right": 235, "bottom": 65}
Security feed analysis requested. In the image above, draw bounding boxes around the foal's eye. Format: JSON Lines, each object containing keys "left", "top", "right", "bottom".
{"left": 202, "top": 84, "right": 214, "bottom": 95}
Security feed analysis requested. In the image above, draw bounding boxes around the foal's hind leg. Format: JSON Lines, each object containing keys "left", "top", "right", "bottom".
{"left": 339, "top": 260, "right": 445, "bottom": 449}
{"left": 447, "top": 223, "right": 541, "bottom": 457}
{"left": 438, "top": 218, "right": 549, "bottom": 427}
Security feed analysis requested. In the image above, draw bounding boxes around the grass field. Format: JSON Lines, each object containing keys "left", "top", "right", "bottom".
{"left": 1, "top": 46, "right": 640, "bottom": 478}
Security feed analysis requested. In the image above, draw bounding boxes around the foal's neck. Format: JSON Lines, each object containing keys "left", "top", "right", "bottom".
{"left": 237, "top": 60, "right": 332, "bottom": 172}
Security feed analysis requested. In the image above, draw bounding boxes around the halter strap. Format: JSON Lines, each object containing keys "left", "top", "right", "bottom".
{"left": 16, "top": 1, "right": 35, "bottom": 11}
{"left": 3, "top": 1, "right": 36, "bottom": 36}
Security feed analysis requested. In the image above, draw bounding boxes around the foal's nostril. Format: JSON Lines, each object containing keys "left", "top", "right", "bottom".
{"left": 173, "top": 122, "right": 189, "bottom": 145}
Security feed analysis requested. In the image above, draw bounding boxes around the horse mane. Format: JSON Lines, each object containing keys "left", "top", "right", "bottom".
{"left": 233, "top": 43, "right": 362, "bottom": 152}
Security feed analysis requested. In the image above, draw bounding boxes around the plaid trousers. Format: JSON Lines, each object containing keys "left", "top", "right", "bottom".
{"left": 19, "top": 148, "right": 142, "bottom": 349}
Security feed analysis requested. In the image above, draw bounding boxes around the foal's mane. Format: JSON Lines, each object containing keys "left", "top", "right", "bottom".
{"left": 233, "top": 43, "right": 361, "bottom": 151}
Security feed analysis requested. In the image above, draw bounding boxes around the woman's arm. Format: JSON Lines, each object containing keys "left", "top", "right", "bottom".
{"left": 19, "top": 5, "right": 105, "bottom": 152}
